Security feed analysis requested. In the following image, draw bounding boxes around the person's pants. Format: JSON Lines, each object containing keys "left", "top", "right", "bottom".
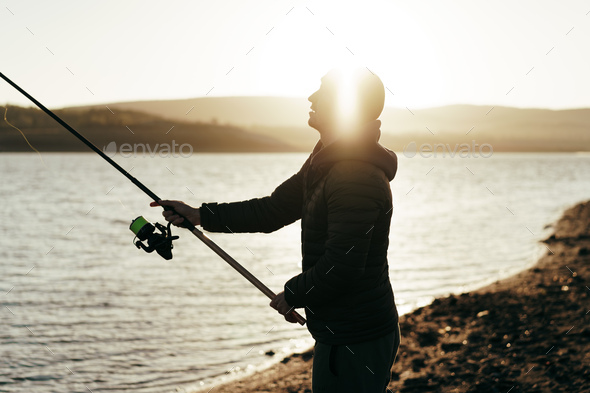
{"left": 312, "top": 324, "right": 401, "bottom": 393}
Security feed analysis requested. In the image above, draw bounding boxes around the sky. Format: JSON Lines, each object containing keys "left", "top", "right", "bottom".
{"left": 1, "top": 0, "right": 589, "bottom": 110}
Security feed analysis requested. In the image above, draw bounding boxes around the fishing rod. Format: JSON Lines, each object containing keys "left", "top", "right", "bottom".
{"left": 0, "top": 71, "right": 305, "bottom": 326}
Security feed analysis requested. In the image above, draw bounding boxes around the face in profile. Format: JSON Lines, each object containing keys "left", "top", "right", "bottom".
{"left": 308, "top": 68, "right": 385, "bottom": 139}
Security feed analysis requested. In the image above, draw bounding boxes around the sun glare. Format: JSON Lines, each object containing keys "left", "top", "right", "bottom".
{"left": 241, "top": 3, "right": 445, "bottom": 111}
{"left": 333, "top": 67, "right": 362, "bottom": 134}
{"left": 249, "top": 7, "right": 367, "bottom": 99}
{"left": 336, "top": 68, "right": 357, "bottom": 116}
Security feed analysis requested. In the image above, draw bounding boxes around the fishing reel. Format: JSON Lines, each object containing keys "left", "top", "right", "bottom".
{"left": 129, "top": 216, "right": 179, "bottom": 260}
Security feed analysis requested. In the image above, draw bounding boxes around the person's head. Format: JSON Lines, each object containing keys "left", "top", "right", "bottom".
{"left": 308, "top": 68, "right": 385, "bottom": 143}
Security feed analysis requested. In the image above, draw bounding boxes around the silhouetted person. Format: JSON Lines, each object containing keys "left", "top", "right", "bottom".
{"left": 153, "top": 68, "right": 400, "bottom": 392}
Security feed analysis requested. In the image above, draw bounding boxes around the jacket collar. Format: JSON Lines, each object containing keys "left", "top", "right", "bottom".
{"left": 309, "top": 120, "right": 398, "bottom": 181}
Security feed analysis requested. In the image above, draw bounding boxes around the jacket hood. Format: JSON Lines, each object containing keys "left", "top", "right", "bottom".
{"left": 310, "top": 120, "right": 398, "bottom": 181}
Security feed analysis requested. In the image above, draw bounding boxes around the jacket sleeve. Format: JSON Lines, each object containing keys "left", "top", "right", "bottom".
{"left": 284, "top": 161, "right": 385, "bottom": 307}
{"left": 199, "top": 159, "right": 308, "bottom": 234}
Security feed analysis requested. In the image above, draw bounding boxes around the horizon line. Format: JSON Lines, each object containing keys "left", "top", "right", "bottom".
{"left": 2, "top": 95, "right": 589, "bottom": 112}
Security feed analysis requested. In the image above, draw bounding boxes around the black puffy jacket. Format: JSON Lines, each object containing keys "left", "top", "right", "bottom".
{"left": 200, "top": 136, "right": 399, "bottom": 345}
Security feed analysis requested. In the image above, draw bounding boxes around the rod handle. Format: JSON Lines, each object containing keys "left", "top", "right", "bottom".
{"left": 269, "top": 291, "right": 306, "bottom": 326}
{"left": 290, "top": 309, "right": 307, "bottom": 326}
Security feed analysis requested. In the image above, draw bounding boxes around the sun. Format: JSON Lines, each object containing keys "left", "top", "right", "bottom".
{"left": 248, "top": 9, "right": 366, "bottom": 99}
{"left": 233, "top": 4, "right": 444, "bottom": 110}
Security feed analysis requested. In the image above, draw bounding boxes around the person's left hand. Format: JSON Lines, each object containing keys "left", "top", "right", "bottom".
{"left": 270, "top": 291, "right": 298, "bottom": 324}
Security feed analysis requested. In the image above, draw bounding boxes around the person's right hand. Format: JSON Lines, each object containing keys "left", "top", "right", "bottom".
{"left": 150, "top": 200, "right": 201, "bottom": 227}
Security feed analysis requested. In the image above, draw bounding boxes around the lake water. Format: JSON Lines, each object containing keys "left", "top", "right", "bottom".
{"left": 1, "top": 152, "right": 589, "bottom": 393}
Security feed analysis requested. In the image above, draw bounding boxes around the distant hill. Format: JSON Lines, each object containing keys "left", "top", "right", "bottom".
{"left": 74, "top": 96, "right": 310, "bottom": 128}
{"left": 3, "top": 98, "right": 588, "bottom": 153}
{"left": 73, "top": 97, "right": 320, "bottom": 151}
{"left": 74, "top": 97, "right": 590, "bottom": 152}
{"left": 0, "top": 105, "right": 296, "bottom": 153}
{"left": 380, "top": 104, "right": 590, "bottom": 152}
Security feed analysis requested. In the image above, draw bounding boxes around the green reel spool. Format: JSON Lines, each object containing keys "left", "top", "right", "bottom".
{"left": 130, "top": 216, "right": 150, "bottom": 235}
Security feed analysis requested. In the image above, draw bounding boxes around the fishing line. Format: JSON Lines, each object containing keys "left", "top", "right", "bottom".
{"left": 2, "top": 106, "right": 45, "bottom": 165}
{"left": 118, "top": 198, "right": 130, "bottom": 211}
